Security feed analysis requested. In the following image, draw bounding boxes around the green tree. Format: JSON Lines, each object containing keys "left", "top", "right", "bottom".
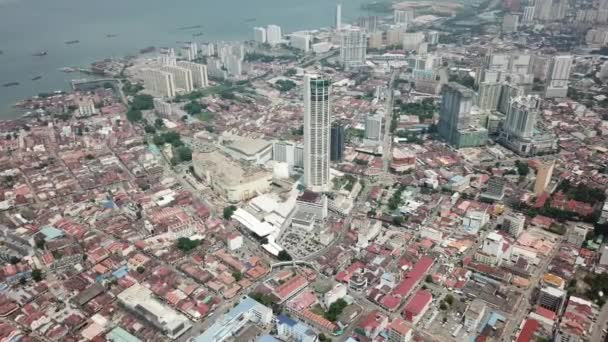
{"left": 130, "top": 94, "right": 154, "bottom": 110}
{"left": 277, "top": 250, "right": 293, "bottom": 261}
{"left": 31, "top": 269, "right": 43, "bottom": 282}
{"left": 154, "top": 118, "right": 165, "bottom": 129}
{"left": 274, "top": 80, "right": 297, "bottom": 92}
{"left": 324, "top": 298, "right": 348, "bottom": 321}
{"left": 440, "top": 302, "right": 448, "bottom": 310}
{"left": 176, "top": 146, "right": 192, "bottom": 162}
{"left": 184, "top": 101, "right": 203, "bottom": 115}
{"left": 445, "top": 294, "right": 454, "bottom": 305}
{"left": 126, "top": 109, "right": 143, "bottom": 123}
{"left": 136, "top": 266, "right": 145, "bottom": 274}
{"left": 9, "top": 256, "right": 20, "bottom": 265}
{"left": 176, "top": 237, "right": 201, "bottom": 252}
{"left": 232, "top": 271, "right": 243, "bottom": 281}
{"left": 144, "top": 124, "right": 156, "bottom": 134}
{"left": 223, "top": 205, "right": 237, "bottom": 220}
{"left": 515, "top": 160, "right": 530, "bottom": 176}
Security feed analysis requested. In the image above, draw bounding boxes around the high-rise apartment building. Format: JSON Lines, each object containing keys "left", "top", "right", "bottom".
{"left": 253, "top": 27, "right": 267, "bottom": 43}
{"left": 438, "top": 82, "right": 474, "bottom": 144}
{"left": 340, "top": 27, "right": 367, "bottom": 69}
{"left": 546, "top": 55, "right": 573, "bottom": 98}
{"left": 141, "top": 68, "right": 176, "bottom": 98}
{"left": 266, "top": 25, "right": 282, "bottom": 46}
{"left": 176, "top": 61, "right": 208, "bottom": 88}
{"left": 160, "top": 65, "right": 194, "bottom": 93}
{"left": 303, "top": 75, "right": 332, "bottom": 192}
{"left": 477, "top": 82, "right": 502, "bottom": 111}
{"left": 330, "top": 123, "right": 345, "bottom": 162}
{"left": 365, "top": 114, "right": 383, "bottom": 141}
{"left": 502, "top": 212, "right": 526, "bottom": 237}
{"left": 394, "top": 9, "right": 414, "bottom": 24}
{"left": 504, "top": 95, "right": 540, "bottom": 140}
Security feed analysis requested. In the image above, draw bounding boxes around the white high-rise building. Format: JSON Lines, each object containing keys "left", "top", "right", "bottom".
{"left": 336, "top": 4, "right": 342, "bottom": 31}
{"left": 502, "top": 14, "right": 519, "bottom": 33}
{"left": 339, "top": 27, "right": 367, "bottom": 68}
{"left": 402, "top": 32, "right": 425, "bottom": 51}
{"left": 253, "top": 27, "right": 267, "bottom": 43}
{"left": 266, "top": 25, "right": 282, "bottom": 46}
{"left": 505, "top": 95, "right": 540, "bottom": 139}
{"left": 160, "top": 49, "right": 177, "bottom": 67}
{"left": 181, "top": 42, "right": 198, "bottom": 61}
{"left": 291, "top": 33, "right": 310, "bottom": 52}
{"left": 160, "top": 65, "right": 194, "bottom": 93}
{"left": 477, "top": 82, "right": 502, "bottom": 111}
{"left": 176, "top": 61, "right": 209, "bottom": 88}
{"left": 502, "top": 212, "right": 526, "bottom": 237}
{"left": 546, "top": 55, "right": 572, "bottom": 98}
{"left": 523, "top": 6, "right": 535, "bottom": 23}
{"left": 394, "top": 9, "right": 414, "bottom": 24}
{"left": 226, "top": 55, "right": 243, "bottom": 77}
{"left": 365, "top": 114, "right": 383, "bottom": 141}
{"left": 141, "top": 68, "right": 176, "bottom": 98}
{"left": 200, "top": 43, "right": 215, "bottom": 57}
{"left": 303, "top": 75, "right": 331, "bottom": 193}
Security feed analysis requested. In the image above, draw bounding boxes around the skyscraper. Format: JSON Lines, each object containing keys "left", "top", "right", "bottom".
{"left": 438, "top": 82, "right": 475, "bottom": 143}
{"left": 266, "top": 25, "right": 282, "bottom": 46}
{"left": 330, "top": 123, "right": 345, "bottom": 161}
{"left": 304, "top": 75, "right": 331, "bottom": 192}
{"left": 339, "top": 27, "right": 367, "bottom": 69}
{"left": 546, "top": 55, "right": 573, "bottom": 98}
{"left": 394, "top": 9, "right": 414, "bottom": 24}
{"left": 477, "top": 82, "right": 502, "bottom": 111}
{"left": 504, "top": 95, "right": 540, "bottom": 139}
{"left": 160, "top": 65, "right": 194, "bottom": 93}
{"left": 335, "top": 4, "right": 342, "bottom": 31}
{"left": 141, "top": 68, "right": 176, "bottom": 98}
{"left": 364, "top": 114, "right": 383, "bottom": 142}
{"left": 253, "top": 27, "right": 267, "bottom": 43}
{"left": 176, "top": 61, "right": 209, "bottom": 88}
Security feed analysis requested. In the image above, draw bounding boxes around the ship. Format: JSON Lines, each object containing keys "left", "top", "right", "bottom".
{"left": 139, "top": 46, "right": 156, "bottom": 54}
{"left": 106, "top": 34, "right": 118, "bottom": 38}
{"left": 0, "top": 50, "right": 3, "bottom": 55}
{"left": 192, "top": 32, "right": 205, "bottom": 37}
{"left": 31, "top": 76, "right": 42, "bottom": 81}
{"left": 59, "top": 67, "right": 76, "bottom": 73}
{"left": 244, "top": 17, "right": 256, "bottom": 23}
{"left": 33, "top": 51, "right": 48, "bottom": 56}
{"left": 3, "top": 82, "right": 19, "bottom": 87}
{"left": 65, "top": 40, "right": 80, "bottom": 45}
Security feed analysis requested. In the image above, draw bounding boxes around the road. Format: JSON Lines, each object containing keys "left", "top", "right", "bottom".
{"left": 382, "top": 69, "right": 398, "bottom": 173}
{"left": 591, "top": 302, "right": 608, "bottom": 342}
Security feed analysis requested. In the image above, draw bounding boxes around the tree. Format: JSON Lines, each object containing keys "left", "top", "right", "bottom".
{"left": 274, "top": 79, "right": 297, "bottom": 92}
{"left": 425, "top": 275, "right": 434, "bottom": 283}
{"left": 176, "top": 237, "right": 200, "bottom": 252}
{"left": 393, "top": 216, "right": 404, "bottom": 226}
{"left": 136, "top": 266, "right": 145, "bottom": 274}
{"left": 184, "top": 101, "right": 203, "bottom": 115}
{"left": 31, "top": 269, "right": 43, "bottom": 282}
{"left": 154, "top": 118, "right": 165, "bottom": 129}
{"left": 176, "top": 146, "right": 192, "bottom": 162}
{"left": 515, "top": 160, "right": 530, "bottom": 176}
{"left": 445, "top": 294, "right": 454, "bottom": 305}
{"left": 439, "top": 302, "right": 448, "bottom": 310}
{"left": 223, "top": 205, "right": 237, "bottom": 220}
{"left": 9, "top": 256, "right": 20, "bottom": 265}
{"left": 232, "top": 271, "right": 243, "bottom": 281}
{"left": 126, "top": 109, "right": 143, "bottom": 123}
{"left": 324, "top": 298, "right": 348, "bottom": 321}
{"left": 130, "top": 94, "right": 154, "bottom": 110}
{"left": 35, "top": 238, "right": 45, "bottom": 250}
{"left": 144, "top": 125, "right": 156, "bottom": 134}
{"left": 19, "top": 276, "right": 26, "bottom": 285}
{"left": 277, "top": 250, "right": 293, "bottom": 261}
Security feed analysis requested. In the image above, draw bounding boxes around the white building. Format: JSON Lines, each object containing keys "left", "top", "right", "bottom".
{"left": 176, "top": 61, "right": 209, "bottom": 88}
{"left": 227, "top": 233, "right": 243, "bottom": 251}
{"left": 364, "top": 114, "right": 383, "bottom": 142}
{"left": 291, "top": 33, "right": 311, "bottom": 52}
{"left": 502, "top": 14, "right": 519, "bottom": 32}
{"left": 463, "top": 210, "right": 489, "bottom": 233}
{"left": 253, "top": 27, "right": 267, "bottom": 43}
{"left": 266, "top": 25, "right": 282, "bottom": 46}
{"left": 324, "top": 283, "right": 347, "bottom": 308}
{"left": 118, "top": 284, "right": 192, "bottom": 339}
{"left": 141, "top": 68, "right": 176, "bottom": 98}
{"left": 340, "top": 27, "right": 367, "bottom": 69}
{"left": 504, "top": 95, "right": 540, "bottom": 139}
{"left": 276, "top": 315, "right": 317, "bottom": 342}
{"left": 464, "top": 300, "right": 486, "bottom": 332}
{"left": 502, "top": 212, "right": 526, "bottom": 237}
{"left": 153, "top": 98, "right": 173, "bottom": 117}
{"left": 546, "top": 55, "right": 572, "bottom": 98}
{"left": 402, "top": 32, "right": 424, "bottom": 51}
{"left": 523, "top": 6, "right": 535, "bottom": 23}
{"left": 303, "top": 75, "right": 331, "bottom": 192}
{"left": 394, "top": 9, "right": 414, "bottom": 25}
{"left": 160, "top": 65, "right": 194, "bottom": 93}
{"left": 226, "top": 55, "right": 243, "bottom": 77}
{"left": 336, "top": 4, "right": 342, "bottom": 30}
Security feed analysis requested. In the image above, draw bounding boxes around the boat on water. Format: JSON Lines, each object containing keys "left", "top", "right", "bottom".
{"left": 33, "top": 51, "right": 47, "bottom": 56}
{"left": 139, "top": 46, "right": 156, "bottom": 54}
{"left": 31, "top": 76, "right": 42, "bottom": 81}
{"left": 65, "top": 40, "right": 80, "bottom": 45}
{"left": 3, "top": 82, "right": 19, "bottom": 87}
{"left": 106, "top": 34, "right": 118, "bottom": 38}
{"left": 178, "top": 24, "right": 202, "bottom": 30}
{"left": 192, "top": 32, "right": 205, "bottom": 37}
{"left": 59, "top": 67, "right": 76, "bottom": 73}
{"left": 244, "top": 17, "right": 256, "bottom": 22}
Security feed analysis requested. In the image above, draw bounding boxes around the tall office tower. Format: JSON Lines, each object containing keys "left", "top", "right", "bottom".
{"left": 523, "top": 6, "right": 535, "bottom": 23}
{"left": 226, "top": 55, "right": 242, "bottom": 77}
{"left": 438, "top": 82, "right": 475, "bottom": 144}
{"left": 498, "top": 83, "right": 523, "bottom": 114}
{"left": 335, "top": 4, "right": 342, "bottom": 31}
{"left": 364, "top": 114, "right": 383, "bottom": 141}
{"left": 200, "top": 43, "right": 215, "bottom": 57}
{"left": 545, "top": 55, "right": 573, "bottom": 98}
{"left": 160, "top": 66, "right": 194, "bottom": 93}
{"left": 402, "top": 32, "right": 425, "bottom": 51}
{"left": 502, "top": 14, "right": 519, "bottom": 32}
{"left": 505, "top": 95, "right": 540, "bottom": 139}
{"left": 357, "top": 16, "right": 379, "bottom": 33}
{"left": 303, "top": 75, "right": 331, "bottom": 192}
{"left": 290, "top": 33, "right": 311, "bottom": 52}
{"left": 339, "top": 27, "right": 367, "bottom": 69}
{"left": 330, "top": 123, "right": 345, "bottom": 161}
{"left": 266, "top": 25, "right": 282, "bottom": 46}
{"left": 176, "top": 61, "right": 208, "bottom": 88}
{"left": 478, "top": 82, "right": 502, "bottom": 111}
{"left": 535, "top": 0, "right": 567, "bottom": 20}
{"left": 141, "top": 68, "right": 176, "bottom": 98}
{"left": 253, "top": 27, "right": 267, "bottom": 43}
{"left": 534, "top": 159, "right": 555, "bottom": 195}
{"left": 394, "top": 9, "right": 414, "bottom": 24}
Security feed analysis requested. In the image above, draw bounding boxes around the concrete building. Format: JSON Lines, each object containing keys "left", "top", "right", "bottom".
{"left": 477, "top": 82, "right": 502, "bottom": 111}
{"left": 254, "top": 27, "right": 267, "bottom": 43}
{"left": 266, "top": 25, "right": 282, "bottom": 46}
{"left": 403, "top": 290, "right": 432, "bottom": 324}
{"left": 323, "top": 283, "right": 347, "bottom": 308}
{"left": 534, "top": 160, "right": 555, "bottom": 195}
{"left": 330, "top": 122, "right": 345, "bottom": 162}
{"left": 538, "top": 286, "right": 566, "bottom": 313}
{"left": 160, "top": 65, "right": 194, "bottom": 93}
{"left": 364, "top": 114, "right": 383, "bottom": 142}
{"left": 303, "top": 75, "right": 332, "bottom": 192}
{"left": 438, "top": 82, "right": 487, "bottom": 148}
{"left": 118, "top": 284, "right": 192, "bottom": 339}
{"left": 276, "top": 315, "right": 317, "bottom": 342}
{"left": 192, "top": 148, "right": 272, "bottom": 203}
{"left": 296, "top": 191, "right": 328, "bottom": 220}
{"left": 600, "top": 245, "right": 608, "bottom": 265}
{"left": 502, "top": 14, "right": 519, "bottom": 32}
{"left": 481, "top": 177, "right": 505, "bottom": 201}
{"left": 195, "top": 296, "right": 273, "bottom": 342}
{"left": 340, "top": 27, "right": 367, "bottom": 69}
{"left": 523, "top": 6, "right": 535, "bottom": 23}
{"left": 566, "top": 222, "right": 592, "bottom": 247}
{"left": 220, "top": 136, "right": 272, "bottom": 165}
{"left": 504, "top": 95, "right": 539, "bottom": 140}
{"left": 546, "top": 55, "right": 573, "bottom": 98}
{"left": 387, "top": 318, "right": 413, "bottom": 342}
{"left": 291, "top": 33, "right": 311, "bottom": 52}
{"left": 464, "top": 300, "right": 487, "bottom": 332}
{"left": 402, "top": 32, "right": 425, "bottom": 51}
{"left": 176, "top": 61, "right": 209, "bottom": 88}
{"left": 336, "top": 4, "right": 342, "bottom": 30}
{"left": 503, "top": 212, "right": 526, "bottom": 237}
{"left": 226, "top": 55, "right": 243, "bottom": 77}
{"left": 394, "top": 9, "right": 414, "bottom": 24}
{"left": 141, "top": 68, "right": 176, "bottom": 98}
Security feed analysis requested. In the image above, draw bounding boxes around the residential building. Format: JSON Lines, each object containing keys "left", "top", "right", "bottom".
{"left": 523, "top": 6, "right": 535, "bottom": 23}
{"left": 176, "top": 61, "right": 209, "bottom": 88}
{"left": 502, "top": 14, "right": 519, "bottom": 32}
{"left": 266, "top": 25, "right": 282, "bottom": 46}
{"left": 340, "top": 28, "right": 367, "bottom": 69}
{"left": 534, "top": 160, "right": 555, "bottom": 196}
{"left": 403, "top": 290, "right": 432, "bottom": 324}
{"left": 254, "top": 27, "right": 267, "bottom": 43}
{"left": 504, "top": 95, "right": 539, "bottom": 140}
{"left": 464, "top": 300, "right": 487, "bottom": 332}
{"left": 402, "top": 32, "right": 425, "bottom": 51}
{"left": 141, "top": 68, "right": 176, "bottom": 98}
{"left": 226, "top": 55, "right": 242, "bottom": 77}
{"left": 537, "top": 286, "right": 566, "bottom": 313}
{"left": 195, "top": 296, "right": 273, "bottom": 342}
{"left": 303, "top": 75, "right": 332, "bottom": 192}
{"left": 481, "top": 177, "right": 505, "bottom": 201}
{"left": 387, "top": 318, "right": 413, "bottom": 342}
{"left": 330, "top": 122, "right": 345, "bottom": 162}
{"left": 323, "top": 283, "right": 347, "bottom": 308}
{"left": 394, "top": 9, "right": 414, "bottom": 24}
{"left": 555, "top": 296, "right": 596, "bottom": 342}
{"left": 160, "top": 65, "right": 194, "bottom": 93}
{"left": 503, "top": 212, "right": 526, "bottom": 237}
{"left": 477, "top": 82, "right": 502, "bottom": 111}
{"left": 291, "top": 33, "right": 311, "bottom": 52}
{"left": 364, "top": 114, "right": 383, "bottom": 142}
{"left": 566, "top": 222, "right": 592, "bottom": 247}
{"left": 118, "top": 284, "right": 192, "bottom": 339}
{"left": 276, "top": 315, "right": 317, "bottom": 342}
{"left": 545, "top": 55, "right": 572, "bottom": 98}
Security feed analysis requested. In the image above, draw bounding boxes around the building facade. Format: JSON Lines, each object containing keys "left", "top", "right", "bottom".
{"left": 303, "top": 75, "right": 332, "bottom": 192}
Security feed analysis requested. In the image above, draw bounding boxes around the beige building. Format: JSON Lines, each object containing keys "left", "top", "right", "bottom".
{"left": 192, "top": 148, "right": 272, "bottom": 203}
{"left": 534, "top": 159, "right": 555, "bottom": 195}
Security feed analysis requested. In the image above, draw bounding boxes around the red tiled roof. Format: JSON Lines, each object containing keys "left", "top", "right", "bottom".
{"left": 516, "top": 319, "right": 539, "bottom": 342}
{"left": 404, "top": 290, "right": 432, "bottom": 317}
